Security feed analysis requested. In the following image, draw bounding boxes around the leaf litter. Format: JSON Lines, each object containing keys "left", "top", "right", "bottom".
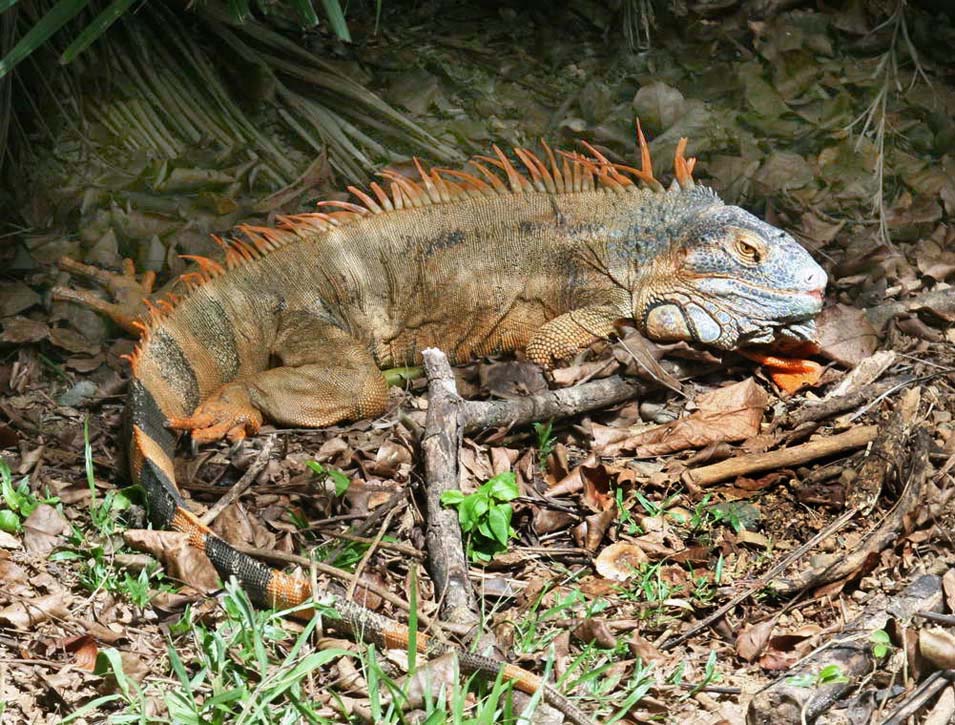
{"left": 1, "top": 1, "right": 955, "bottom": 723}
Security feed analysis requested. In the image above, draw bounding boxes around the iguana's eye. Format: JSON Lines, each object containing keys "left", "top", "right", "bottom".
{"left": 734, "top": 238, "right": 761, "bottom": 263}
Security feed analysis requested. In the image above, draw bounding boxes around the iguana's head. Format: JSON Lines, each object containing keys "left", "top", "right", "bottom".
{"left": 633, "top": 202, "right": 827, "bottom": 350}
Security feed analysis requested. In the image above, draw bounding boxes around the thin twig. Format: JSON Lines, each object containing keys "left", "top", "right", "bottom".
{"left": 346, "top": 507, "right": 399, "bottom": 601}
{"left": 199, "top": 436, "right": 275, "bottom": 527}
{"left": 313, "top": 530, "right": 424, "bottom": 559}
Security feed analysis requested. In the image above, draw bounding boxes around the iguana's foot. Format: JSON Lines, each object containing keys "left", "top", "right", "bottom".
{"left": 167, "top": 383, "right": 263, "bottom": 443}
{"left": 52, "top": 257, "right": 157, "bottom": 335}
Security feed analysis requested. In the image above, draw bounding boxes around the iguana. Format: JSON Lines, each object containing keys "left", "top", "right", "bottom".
{"left": 53, "top": 126, "right": 826, "bottom": 724}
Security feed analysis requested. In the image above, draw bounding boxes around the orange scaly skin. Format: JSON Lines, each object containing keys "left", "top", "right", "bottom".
{"left": 59, "top": 125, "right": 828, "bottom": 725}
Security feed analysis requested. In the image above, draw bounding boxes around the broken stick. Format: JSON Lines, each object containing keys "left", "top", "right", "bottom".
{"left": 683, "top": 425, "right": 879, "bottom": 488}
{"left": 462, "top": 374, "right": 644, "bottom": 432}
{"left": 421, "top": 348, "right": 479, "bottom": 627}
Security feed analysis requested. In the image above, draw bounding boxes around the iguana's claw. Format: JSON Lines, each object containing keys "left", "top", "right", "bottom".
{"left": 52, "top": 257, "right": 157, "bottom": 335}
{"left": 167, "top": 383, "right": 263, "bottom": 444}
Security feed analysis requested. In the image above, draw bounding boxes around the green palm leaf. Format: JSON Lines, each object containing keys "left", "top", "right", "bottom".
{"left": 59, "top": 0, "right": 138, "bottom": 64}
{"left": 0, "top": 0, "right": 92, "bottom": 78}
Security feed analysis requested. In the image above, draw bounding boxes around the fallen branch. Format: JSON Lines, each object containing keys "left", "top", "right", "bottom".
{"left": 747, "top": 570, "right": 943, "bottom": 724}
{"left": 882, "top": 670, "right": 955, "bottom": 725}
{"left": 462, "top": 374, "right": 644, "bottom": 432}
{"left": 866, "top": 286, "right": 955, "bottom": 332}
{"left": 233, "top": 543, "right": 471, "bottom": 638}
{"left": 786, "top": 378, "right": 904, "bottom": 429}
{"left": 421, "top": 348, "right": 479, "bottom": 627}
{"left": 847, "top": 389, "right": 918, "bottom": 514}
{"left": 683, "top": 426, "right": 879, "bottom": 488}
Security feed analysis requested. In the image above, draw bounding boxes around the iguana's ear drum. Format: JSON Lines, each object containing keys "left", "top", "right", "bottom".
{"left": 644, "top": 303, "right": 691, "bottom": 342}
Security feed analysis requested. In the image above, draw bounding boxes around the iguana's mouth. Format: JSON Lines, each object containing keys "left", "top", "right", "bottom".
{"left": 771, "top": 318, "right": 818, "bottom": 343}
{"left": 772, "top": 289, "right": 825, "bottom": 322}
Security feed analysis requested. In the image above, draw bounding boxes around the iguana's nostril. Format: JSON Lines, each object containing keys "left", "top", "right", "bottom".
{"left": 804, "top": 265, "right": 827, "bottom": 291}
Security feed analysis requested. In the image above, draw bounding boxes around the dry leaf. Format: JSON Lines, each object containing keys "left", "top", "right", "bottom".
{"left": 595, "top": 378, "right": 768, "bottom": 457}
{"left": 824, "top": 350, "right": 896, "bottom": 400}
{"left": 401, "top": 652, "right": 457, "bottom": 709}
{"left": 62, "top": 634, "right": 99, "bottom": 672}
{"left": 212, "top": 504, "right": 275, "bottom": 550}
{"left": 22, "top": 504, "right": 70, "bottom": 557}
{"left": 478, "top": 360, "right": 548, "bottom": 399}
{"left": 628, "top": 634, "right": 666, "bottom": 663}
{"left": 815, "top": 303, "right": 879, "bottom": 366}
{"left": 0, "top": 592, "right": 71, "bottom": 629}
{"left": 942, "top": 568, "right": 955, "bottom": 614}
{"left": 0, "top": 317, "right": 49, "bottom": 343}
{"left": 532, "top": 507, "right": 575, "bottom": 535}
{"left": 572, "top": 618, "right": 616, "bottom": 648}
{"left": 920, "top": 628, "right": 955, "bottom": 669}
{"left": 577, "top": 508, "right": 616, "bottom": 552}
{"left": 916, "top": 236, "right": 955, "bottom": 281}
{"left": 0, "top": 281, "right": 41, "bottom": 316}
{"left": 123, "top": 529, "right": 220, "bottom": 593}
{"left": 594, "top": 542, "right": 649, "bottom": 581}
{"left": 736, "top": 619, "right": 776, "bottom": 662}
{"left": 365, "top": 440, "right": 413, "bottom": 477}
{"left": 580, "top": 464, "right": 614, "bottom": 512}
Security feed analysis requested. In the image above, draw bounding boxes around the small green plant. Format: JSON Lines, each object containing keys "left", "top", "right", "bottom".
{"left": 533, "top": 420, "right": 556, "bottom": 471}
{"left": 689, "top": 568, "right": 717, "bottom": 607}
{"left": 633, "top": 490, "right": 662, "bottom": 517}
{"left": 870, "top": 629, "right": 893, "bottom": 658}
{"left": 689, "top": 651, "right": 721, "bottom": 695}
{"left": 614, "top": 488, "right": 641, "bottom": 536}
{"left": 0, "top": 457, "right": 58, "bottom": 533}
{"left": 708, "top": 505, "right": 744, "bottom": 533}
{"left": 306, "top": 460, "right": 351, "bottom": 496}
{"left": 689, "top": 494, "right": 714, "bottom": 532}
{"left": 441, "top": 472, "right": 519, "bottom": 562}
{"left": 82, "top": 418, "right": 133, "bottom": 537}
{"left": 122, "top": 567, "right": 156, "bottom": 609}
{"left": 788, "top": 664, "right": 850, "bottom": 689}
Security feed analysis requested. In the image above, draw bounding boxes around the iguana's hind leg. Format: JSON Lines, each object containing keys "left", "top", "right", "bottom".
{"left": 169, "top": 312, "right": 389, "bottom": 443}
{"left": 52, "top": 258, "right": 157, "bottom": 334}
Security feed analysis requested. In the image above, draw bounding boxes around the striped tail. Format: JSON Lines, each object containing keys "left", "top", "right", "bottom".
{"left": 127, "top": 374, "right": 594, "bottom": 724}
{"left": 127, "top": 376, "right": 310, "bottom": 609}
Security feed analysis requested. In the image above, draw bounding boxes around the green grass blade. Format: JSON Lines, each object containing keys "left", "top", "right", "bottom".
{"left": 0, "top": 0, "right": 93, "bottom": 79}
{"left": 290, "top": 0, "right": 319, "bottom": 28}
{"left": 59, "top": 0, "right": 138, "bottom": 64}
{"left": 227, "top": 0, "right": 250, "bottom": 22}
{"left": 319, "top": 0, "right": 351, "bottom": 41}
{"left": 0, "top": 0, "right": 20, "bottom": 13}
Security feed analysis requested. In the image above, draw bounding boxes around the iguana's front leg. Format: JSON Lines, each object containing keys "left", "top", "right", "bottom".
{"left": 525, "top": 305, "right": 622, "bottom": 369}
{"left": 169, "top": 312, "right": 389, "bottom": 443}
